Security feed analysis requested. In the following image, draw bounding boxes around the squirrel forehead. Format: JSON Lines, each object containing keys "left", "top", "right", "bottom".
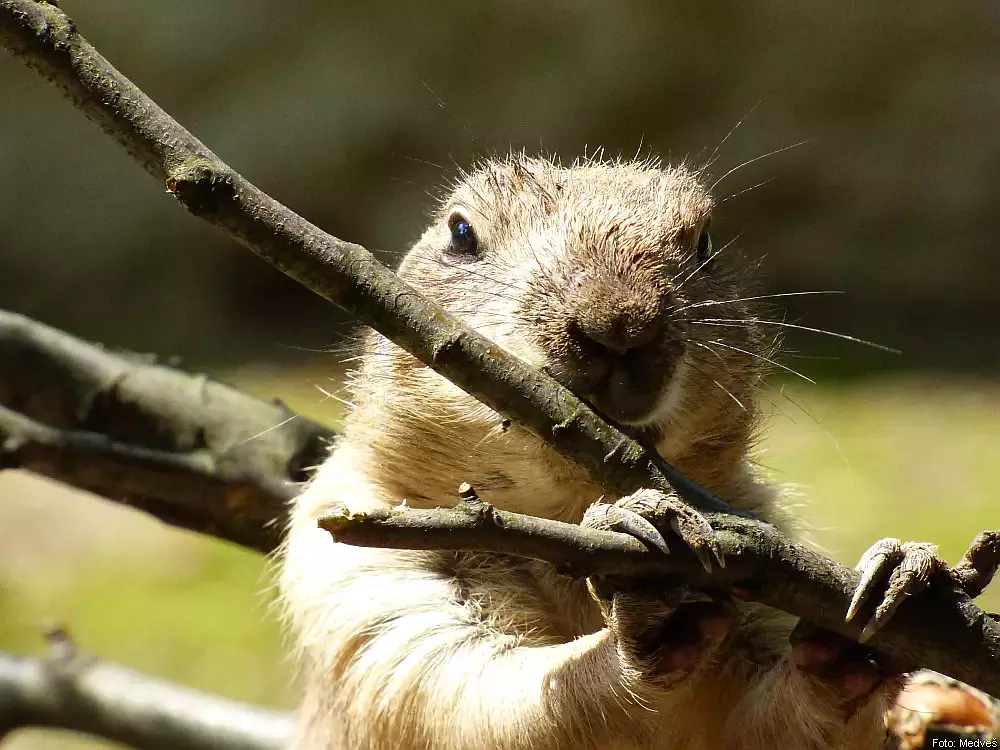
{"left": 441, "top": 157, "right": 713, "bottom": 240}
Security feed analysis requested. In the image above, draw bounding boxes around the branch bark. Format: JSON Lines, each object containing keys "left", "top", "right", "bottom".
{"left": 0, "top": 628, "right": 293, "bottom": 750}
{"left": 0, "top": 309, "right": 334, "bottom": 552}
{"left": 0, "top": 0, "right": 732, "bottom": 518}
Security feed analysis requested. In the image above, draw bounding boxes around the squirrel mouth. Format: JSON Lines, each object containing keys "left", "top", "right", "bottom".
{"left": 547, "top": 342, "right": 683, "bottom": 427}
{"left": 588, "top": 360, "right": 673, "bottom": 426}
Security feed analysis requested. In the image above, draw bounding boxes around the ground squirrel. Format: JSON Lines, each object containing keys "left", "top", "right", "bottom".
{"left": 279, "top": 154, "right": 930, "bottom": 749}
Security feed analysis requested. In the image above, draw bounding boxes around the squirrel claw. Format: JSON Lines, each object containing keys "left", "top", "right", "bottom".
{"left": 605, "top": 505, "right": 671, "bottom": 555}
{"left": 583, "top": 489, "right": 723, "bottom": 572}
{"left": 846, "top": 538, "right": 939, "bottom": 642}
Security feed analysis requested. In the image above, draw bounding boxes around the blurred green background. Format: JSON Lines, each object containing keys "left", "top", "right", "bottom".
{"left": 1, "top": 1, "right": 998, "bottom": 747}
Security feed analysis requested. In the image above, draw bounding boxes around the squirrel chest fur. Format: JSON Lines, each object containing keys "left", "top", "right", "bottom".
{"left": 279, "top": 155, "right": 898, "bottom": 749}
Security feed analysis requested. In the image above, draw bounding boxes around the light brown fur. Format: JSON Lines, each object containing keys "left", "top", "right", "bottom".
{"left": 279, "top": 155, "right": 894, "bottom": 749}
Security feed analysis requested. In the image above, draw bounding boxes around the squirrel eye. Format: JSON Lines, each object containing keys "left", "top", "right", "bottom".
{"left": 447, "top": 210, "right": 479, "bottom": 257}
{"left": 696, "top": 226, "right": 713, "bottom": 264}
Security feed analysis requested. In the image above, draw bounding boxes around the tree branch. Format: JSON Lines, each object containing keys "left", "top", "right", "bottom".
{"left": 319, "top": 495, "right": 1000, "bottom": 697}
{"left": 0, "top": 0, "right": 998, "bottom": 735}
{"left": 0, "top": 0, "right": 733, "bottom": 517}
{"left": 0, "top": 627, "right": 293, "bottom": 749}
{"left": 0, "top": 309, "right": 334, "bottom": 552}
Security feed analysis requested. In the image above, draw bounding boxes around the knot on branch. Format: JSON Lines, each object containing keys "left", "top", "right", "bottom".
{"left": 455, "top": 483, "right": 500, "bottom": 526}
{"left": 39, "top": 621, "right": 82, "bottom": 665}
{"left": 37, "top": 14, "right": 74, "bottom": 52}
{"left": 166, "top": 164, "right": 237, "bottom": 217}
{"left": 428, "top": 329, "right": 465, "bottom": 365}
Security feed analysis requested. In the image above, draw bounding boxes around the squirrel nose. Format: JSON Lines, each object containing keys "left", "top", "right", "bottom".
{"left": 569, "top": 293, "right": 665, "bottom": 357}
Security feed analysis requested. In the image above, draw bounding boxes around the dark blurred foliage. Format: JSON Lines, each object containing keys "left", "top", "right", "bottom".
{"left": 1, "top": 1, "right": 998, "bottom": 372}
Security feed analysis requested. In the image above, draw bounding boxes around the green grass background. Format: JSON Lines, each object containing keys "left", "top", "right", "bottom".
{"left": 1, "top": 372, "right": 997, "bottom": 748}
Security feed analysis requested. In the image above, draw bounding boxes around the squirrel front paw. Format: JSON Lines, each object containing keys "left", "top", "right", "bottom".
{"left": 581, "top": 488, "right": 725, "bottom": 571}
{"left": 582, "top": 490, "right": 733, "bottom": 689}
{"left": 845, "top": 537, "right": 942, "bottom": 642}
{"left": 790, "top": 620, "right": 904, "bottom": 718}
{"left": 593, "top": 581, "right": 735, "bottom": 689}
{"left": 787, "top": 537, "right": 941, "bottom": 720}
{"left": 845, "top": 532, "right": 1000, "bottom": 641}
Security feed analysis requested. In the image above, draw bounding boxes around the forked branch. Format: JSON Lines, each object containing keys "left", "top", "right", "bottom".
{"left": 0, "top": 309, "right": 333, "bottom": 552}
